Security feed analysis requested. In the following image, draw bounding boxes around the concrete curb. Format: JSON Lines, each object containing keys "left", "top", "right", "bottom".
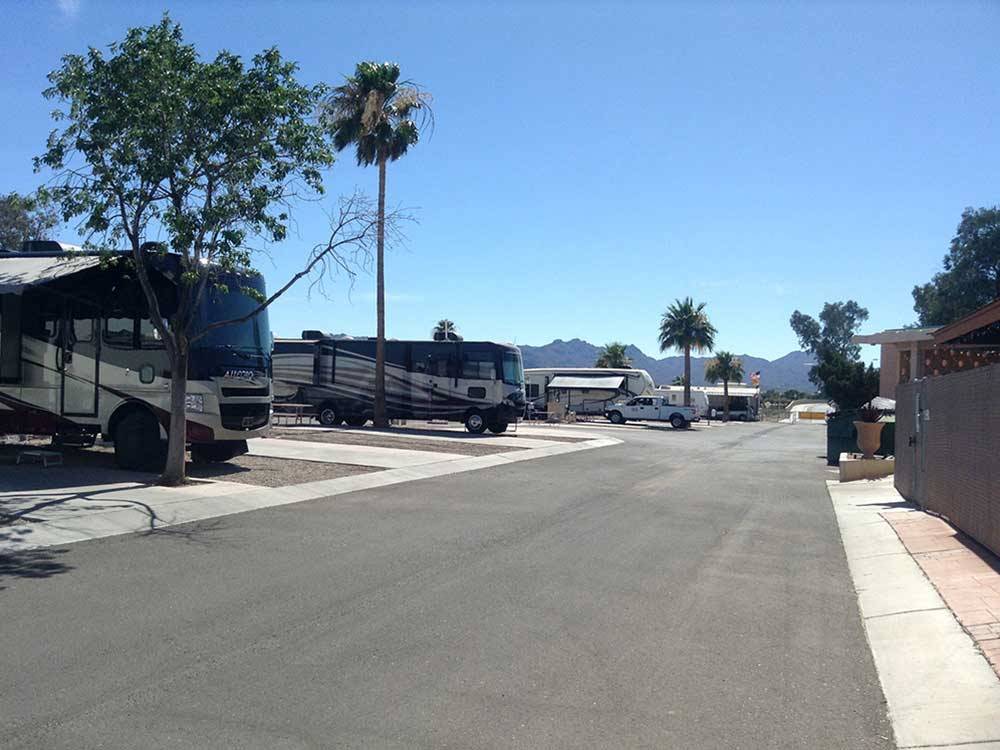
{"left": 827, "top": 478, "right": 1000, "bottom": 749}
{"left": 1, "top": 436, "right": 622, "bottom": 553}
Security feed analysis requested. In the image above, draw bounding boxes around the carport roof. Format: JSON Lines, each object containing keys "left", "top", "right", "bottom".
{"left": 547, "top": 375, "right": 626, "bottom": 390}
{"left": 0, "top": 254, "right": 102, "bottom": 294}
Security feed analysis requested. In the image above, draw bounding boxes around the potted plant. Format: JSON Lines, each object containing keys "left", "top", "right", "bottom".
{"left": 853, "top": 402, "right": 885, "bottom": 459}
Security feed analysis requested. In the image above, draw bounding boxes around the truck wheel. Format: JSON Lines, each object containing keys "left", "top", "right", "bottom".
{"left": 608, "top": 410, "right": 625, "bottom": 425}
{"left": 344, "top": 415, "right": 367, "bottom": 427}
{"left": 488, "top": 420, "right": 508, "bottom": 434}
{"left": 465, "top": 411, "right": 487, "bottom": 434}
{"left": 318, "top": 404, "right": 340, "bottom": 426}
{"left": 114, "top": 410, "right": 165, "bottom": 471}
{"left": 670, "top": 414, "right": 687, "bottom": 429}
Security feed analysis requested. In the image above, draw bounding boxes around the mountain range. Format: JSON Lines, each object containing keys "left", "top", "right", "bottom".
{"left": 518, "top": 339, "right": 817, "bottom": 392}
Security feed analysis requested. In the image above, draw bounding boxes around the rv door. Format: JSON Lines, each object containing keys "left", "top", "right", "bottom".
{"left": 59, "top": 306, "right": 99, "bottom": 417}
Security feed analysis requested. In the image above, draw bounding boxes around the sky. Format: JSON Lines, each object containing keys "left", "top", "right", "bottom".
{"left": 1, "top": 1, "right": 998, "bottom": 363}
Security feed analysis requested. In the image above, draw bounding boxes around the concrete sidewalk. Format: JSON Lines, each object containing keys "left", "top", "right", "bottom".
{"left": 1, "top": 434, "right": 621, "bottom": 553}
{"left": 274, "top": 425, "right": 570, "bottom": 449}
{"left": 828, "top": 478, "right": 1000, "bottom": 749}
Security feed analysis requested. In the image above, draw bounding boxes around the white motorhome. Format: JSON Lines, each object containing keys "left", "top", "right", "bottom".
{"left": 653, "top": 386, "right": 711, "bottom": 417}
{"left": 0, "top": 242, "right": 273, "bottom": 469}
{"left": 654, "top": 384, "right": 761, "bottom": 420}
{"left": 524, "top": 367, "right": 654, "bottom": 417}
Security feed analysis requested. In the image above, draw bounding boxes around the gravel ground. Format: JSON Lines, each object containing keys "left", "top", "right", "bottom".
{"left": 187, "top": 455, "right": 378, "bottom": 487}
{"left": 268, "top": 428, "right": 528, "bottom": 456}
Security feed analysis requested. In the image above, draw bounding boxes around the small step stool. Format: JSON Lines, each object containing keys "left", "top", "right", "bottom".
{"left": 16, "top": 449, "right": 64, "bottom": 467}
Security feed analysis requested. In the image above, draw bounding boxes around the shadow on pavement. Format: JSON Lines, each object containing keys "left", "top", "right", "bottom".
{"left": 0, "top": 526, "right": 73, "bottom": 590}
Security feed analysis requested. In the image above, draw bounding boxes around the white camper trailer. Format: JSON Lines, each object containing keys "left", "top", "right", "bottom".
{"left": 653, "top": 386, "right": 711, "bottom": 417}
{"left": 524, "top": 367, "right": 654, "bottom": 417}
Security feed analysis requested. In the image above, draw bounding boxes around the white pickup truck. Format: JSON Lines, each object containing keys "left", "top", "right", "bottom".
{"left": 605, "top": 396, "right": 700, "bottom": 428}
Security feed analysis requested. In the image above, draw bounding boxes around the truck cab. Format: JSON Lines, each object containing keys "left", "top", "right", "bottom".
{"left": 605, "top": 396, "right": 699, "bottom": 428}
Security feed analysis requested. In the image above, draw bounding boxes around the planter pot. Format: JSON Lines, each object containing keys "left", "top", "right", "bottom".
{"left": 854, "top": 421, "right": 885, "bottom": 460}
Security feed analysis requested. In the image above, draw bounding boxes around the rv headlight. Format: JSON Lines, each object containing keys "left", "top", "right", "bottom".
{"left": 185, "top": 394, "right": 205, "bottom": 413}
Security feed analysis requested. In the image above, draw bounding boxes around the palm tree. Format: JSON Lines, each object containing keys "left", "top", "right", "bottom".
{"left": 432, "top": 319, "right": 461, "bottom": 341}
{"left": 658, "top": 297, "right": 717, "bottom": 407}
{"left": 704, "top": 351, "right": 744, "bottom": 422}
{"left": 325, "top": 62, "right": 431, "bottom": 426}
{"left": 595, "top": 342, "right": 631, "bottom": 368}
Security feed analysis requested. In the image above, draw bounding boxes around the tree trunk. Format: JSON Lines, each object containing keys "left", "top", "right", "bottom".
{"left": 683, "top": 344, "right": 691, "bottom": 406}
{"left": 160, "top": 338, "right": 188, "bottom": 486}
{"left": 723, "top": 381, "right": 730, "bottom": 422}
{"left": 373, "top": 155, "right": 388, "bottom": 428}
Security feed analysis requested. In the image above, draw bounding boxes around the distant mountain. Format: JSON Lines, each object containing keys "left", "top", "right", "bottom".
{"left": 519, "top": 339, "right": 817, "bottom": 392}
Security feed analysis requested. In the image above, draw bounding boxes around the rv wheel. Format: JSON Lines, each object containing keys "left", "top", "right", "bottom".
{"left": 191, "top": 440, "right": 248, "bottom": 463}
{"left": 670, "top": 414, "right": 687, "bottom": 429}
{"left": 114, "top": 410, "right": 165, "bottom": 471}
{"left": 318, "top": 405, "right": 340, "bottom": 426}
{"left": 344, "top": 415, "right": 367, "bottom": 427}
{"left": 465, "top": 411, "right": 487, "bottom": 434}
{"left": 488, "top": 421, "right": 508, "bottom": 434}
{"left": 608, "top": 410, "right": 625, "bottom": 425}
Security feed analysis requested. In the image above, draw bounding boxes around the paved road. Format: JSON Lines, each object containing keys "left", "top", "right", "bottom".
{"left": 0, "top": 422, "right": 892, "bottom": 749}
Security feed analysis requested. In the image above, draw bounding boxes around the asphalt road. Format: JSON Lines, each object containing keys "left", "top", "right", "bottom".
{"left": 0, "top": 422, "right": 893, "bottom": 749}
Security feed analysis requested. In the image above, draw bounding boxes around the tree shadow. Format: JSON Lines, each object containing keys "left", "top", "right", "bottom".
{"left": 0, "top": 526, "right": 73, "bottom": 591}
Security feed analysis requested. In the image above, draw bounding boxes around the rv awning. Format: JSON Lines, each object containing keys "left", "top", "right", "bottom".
{"left": 547, "top": 375, "right": 626, "bottom": 390}
{"left": 0, "top": 255, "right": 103, "bottom": 294}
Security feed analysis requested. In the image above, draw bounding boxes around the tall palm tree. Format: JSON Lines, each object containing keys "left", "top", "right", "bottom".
{"left": 704, "top": 351, "right": 744, "bottom": 422}
{"left": 432, "top": 319, "right": 461, "bottom": 341}
{"left": 595, "top": 341, "right": 631, "bottom": 368}
{"left": 658, "top": 297, "right": 717, "bottom": 407}
{"left": 325, "top": 62, "right": 431, "bottom": 426}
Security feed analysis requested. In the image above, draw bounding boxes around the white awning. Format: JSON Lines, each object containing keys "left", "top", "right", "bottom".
{"left": 0, "top": 255, "right": 103, "bottom": 294}
{"left": 547, "top": 375, "right": 626, "bottom": 390}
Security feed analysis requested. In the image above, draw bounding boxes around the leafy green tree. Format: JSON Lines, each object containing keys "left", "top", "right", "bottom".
{"left": 432, "top": 319, "right": 461, "bottom": 341}
{"left": 811, "top": 351, "right": 879, "bottom": 410}
{"left": 324, "top": 62, "right": 431, "bottom": 427}
{"left": 704, "top": 351, "right": 744, "bottom": 421}
{"left": 912, "top": 207, "right": 1000, "bottom": 325}
{"left": 659, "top": 297, "right": 716, "bottom": 407}
{"left": 790, "top": 300, "right": 877, "bottom": 407}
{"left": 36, "top": 17, "right": 379, "bottom": 484}
{"left": 789, "top": 301, "right": 868, "bottom": 361}
{"left": 595, "top": 341, "right": 631, "bottom": 368}
{"left": 0, "top": 191, "right": 59, "bottom": 253}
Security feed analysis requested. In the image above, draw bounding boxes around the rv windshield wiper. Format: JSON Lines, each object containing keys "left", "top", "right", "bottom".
{"left": 223, "top": 344, "right": 258, "bottom": 362}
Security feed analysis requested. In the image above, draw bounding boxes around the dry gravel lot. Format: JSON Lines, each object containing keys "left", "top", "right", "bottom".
{"left": 268, "top": 426, "right": 529, "bottom": 456}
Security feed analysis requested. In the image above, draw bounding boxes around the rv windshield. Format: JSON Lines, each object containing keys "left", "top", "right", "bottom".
{"left": 502, "top": 350, "right": 524, "bottom": 386}
{"left": 192, "top": 275, "right": 269, "bottom": 353}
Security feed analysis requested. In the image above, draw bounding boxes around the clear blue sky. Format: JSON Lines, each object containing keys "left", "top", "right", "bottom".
{"left": 2, "top": 1, "right": 998, "bottom": 362}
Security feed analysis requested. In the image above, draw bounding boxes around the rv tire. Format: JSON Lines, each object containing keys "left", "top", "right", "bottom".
{"left": 191, "top": 440, "right": 248, "bottom": 463}
{"left": 487, "top": 420, "right": 508, "bottom": 434}
{"left": 318, "top": 404, "right": 340, "bottom": 426}
{"left": 465, "top": 410, "right": 487, "bottom": 434}
{"left": 344, "top": 415, "right": 367, "bottom": 427}
{"left": 114, "top": 409, "right": 165, "bottom": 471}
